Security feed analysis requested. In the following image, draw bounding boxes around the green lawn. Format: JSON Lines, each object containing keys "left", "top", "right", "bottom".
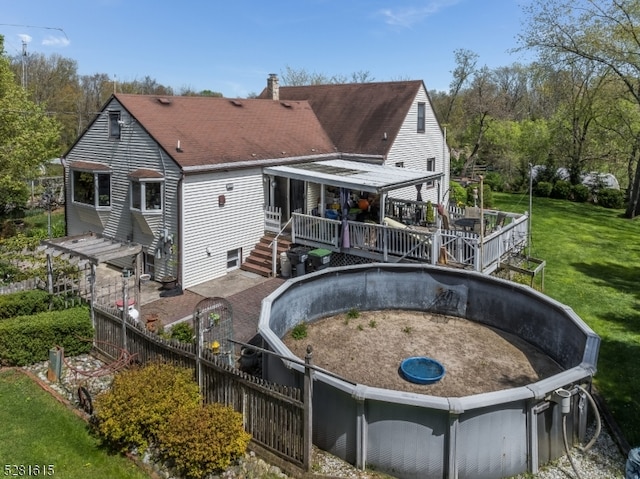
{"left": 494, "top": 192, "right": 640, "bottom": 447}
{"left": 0, "top": 369, "right": 150, "bottom": 479}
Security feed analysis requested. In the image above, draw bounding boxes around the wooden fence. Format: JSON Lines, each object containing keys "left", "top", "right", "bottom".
{"left": 92, "top": 305, "right": 308, "bottom": 469}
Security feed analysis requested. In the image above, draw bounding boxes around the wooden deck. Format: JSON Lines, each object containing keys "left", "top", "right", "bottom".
{"left": 287, "top": 208, "right": 528, "bottom": 274}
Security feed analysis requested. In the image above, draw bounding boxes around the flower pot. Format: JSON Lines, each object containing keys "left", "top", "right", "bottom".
{"left": 159, "top": 276, "right": 177, "bottom": 290}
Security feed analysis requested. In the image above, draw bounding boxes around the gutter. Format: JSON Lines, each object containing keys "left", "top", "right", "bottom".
{"left": 180, "top": 152, "right": 385, "bottom": 174}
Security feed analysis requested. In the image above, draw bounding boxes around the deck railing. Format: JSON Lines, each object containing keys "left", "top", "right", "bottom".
{"left": 291, "top": 213, "right": 341, "bottom": 249}
{"left": 289, "top": 209, "right": 528, "bottom": 274}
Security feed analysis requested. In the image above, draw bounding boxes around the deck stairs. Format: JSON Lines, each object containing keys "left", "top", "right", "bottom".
{"left": 241, "top": 233, "right": 292, "bottom": 277}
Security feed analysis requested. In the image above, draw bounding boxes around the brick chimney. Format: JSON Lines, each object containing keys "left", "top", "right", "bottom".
{"left": 267, "top": 73, "right": 279, "bottom": 101}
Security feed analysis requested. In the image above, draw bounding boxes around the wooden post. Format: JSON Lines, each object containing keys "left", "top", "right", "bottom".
{"left": 89, "top": 263, "right": 96, "bottom": 333}
{"left": 303, "top": 345, "right": 314, "bottom": 472}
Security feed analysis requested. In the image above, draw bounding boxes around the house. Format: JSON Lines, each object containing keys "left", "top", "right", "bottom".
{"left": 258, "top": 75, "right": 451, "bottom": 210}
{"left": 62, "top": 77, "right": 452, "bottom": 289}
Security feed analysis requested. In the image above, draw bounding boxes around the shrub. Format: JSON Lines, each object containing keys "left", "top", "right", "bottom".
{"left": 425, "top": 201, "right": 435, "bottom": 224}
{"left": 551, "top": 180, "right": 571, "bottom": 200}
{"left": 0, "top": 290, "right": 52, "bottom": 319}
{"left": 169, "top": 322, "right": 195, "bottom": 343}
{"left": 157, "top": 402, "right": 251, "bottom": 479}
{"left": 93, "top": 363, "right": 201, "bottom": 454}
{"left": 449, "top": 181, "right": 467, "bottom": 206}
{"left": 484, "top": 171, "right": 505, "bottom": 192}
{"left": 0, "top": 307, "right": 92, "bottom": 366}
{"left": 465, "top": 184, "right": 493, "bottom": 208}
{"left": 596, "top": 188, "right": 625, "bottom": 209}
{"left": 533, "top": 181, "right": 553, "bottom": 197}
{"left": 571, "top": 184, "right": 590, "bottom": 202}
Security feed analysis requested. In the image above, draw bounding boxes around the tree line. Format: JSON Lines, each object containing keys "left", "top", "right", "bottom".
{"left": 2, "top": 0, "right": 640, "bottom": 218}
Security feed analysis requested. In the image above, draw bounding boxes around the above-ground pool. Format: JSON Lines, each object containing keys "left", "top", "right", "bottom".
{"left": 257, "top": 263, "right": 600, "bottom": 479}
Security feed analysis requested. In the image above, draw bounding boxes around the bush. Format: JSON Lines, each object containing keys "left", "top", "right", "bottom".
{"left": 0, "top": 306, "right": 92, "bottom": 366}
{"left": 571, "top": 184, "right": 590, "bottom": 202}
{"left": 0, "top": 290, "right": 52, "bottom": 319}
{"left": 93, "top": 363, "right": 251, "bottom": 478}
{"left": 157, "top": 402, "right": 251, "bottom": 479}
{"left": 169, "top": 322, "right": 195, "bottom": 343}
{"left": 484, "top": 172, "right": 505, "bottom": 192}
{"left": 596, "top": 188, "right": 625, "bottom": 209}
{"left": 551, "top": 180, "right": 571, "bottom": 200}
{"left": 465, "top": 184, "right": 493, "bottom": 208}
{"left": 533, "top": 181, "right": 553, "bottom": 197}
{"left": 93, "top": 362, "right": 201, "bottom": 454}
{"left": 449, "top": 181, "right": 467, "bottom": 206}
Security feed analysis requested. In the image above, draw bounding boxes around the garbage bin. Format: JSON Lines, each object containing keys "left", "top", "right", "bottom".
{"left": 279, "top": 251, "right": 291, "bottom": 278}
{"left": 287, "top": 247, "right": 309, "bottom": 277}
{"left": 308, "top": 248, "right": 332, "bottom": 271}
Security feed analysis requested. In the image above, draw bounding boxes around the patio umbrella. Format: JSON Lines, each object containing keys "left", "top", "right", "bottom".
{"left": 340, "top": 188, "right": 351, "bottom": 248}
{"left": 415, "top": 183, "right": 423, "bottom": 202}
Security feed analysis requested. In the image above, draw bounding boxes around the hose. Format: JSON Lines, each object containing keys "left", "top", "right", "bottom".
{"left": 576, "top": 384, "right": 602, "bottom": 452}
{"left": 559, "top": 383, "right": 603, "bottom": 479}
{"left": 563, "top": 414, "right": 583, "bottom": 479}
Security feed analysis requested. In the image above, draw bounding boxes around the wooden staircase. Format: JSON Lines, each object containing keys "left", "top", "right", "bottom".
{"left": 241, "top": 233, "right": 292, "bottom": 277}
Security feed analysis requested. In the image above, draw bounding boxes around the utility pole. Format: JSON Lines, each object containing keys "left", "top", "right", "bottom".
{"left": 21, "top": 39, "right": 27, "bottom": 89}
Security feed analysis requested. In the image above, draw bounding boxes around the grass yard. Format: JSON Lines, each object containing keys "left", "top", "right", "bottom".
{"left": 494, "top": 192, "right": 640, "bottom": 447}
{"left": 0, "top": 369, "right": 150, "bottom": 479}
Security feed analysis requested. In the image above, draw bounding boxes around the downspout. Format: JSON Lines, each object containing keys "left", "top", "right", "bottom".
{"left": 158, "top": 148, "right": 169, "bottom": 277}
{"left": 61, "top": 156, "right": 69, "bottom": 235}
{"left": 177, "top": 174, "right": 184, "bottom": 286}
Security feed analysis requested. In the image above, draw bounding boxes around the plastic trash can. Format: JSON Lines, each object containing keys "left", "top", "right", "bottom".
{"left": 287, "top": 247, "right": 309, "bottom": 277}
{"left": 308, "top": 248, "right": 332, "bottom": 271}
{"left": 279, "top": 251, "right": 291, "bottom": 278}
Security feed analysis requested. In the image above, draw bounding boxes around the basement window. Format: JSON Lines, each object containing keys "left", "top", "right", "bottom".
{"left": 227, "top": 248, "right": 241, "bottom": 270}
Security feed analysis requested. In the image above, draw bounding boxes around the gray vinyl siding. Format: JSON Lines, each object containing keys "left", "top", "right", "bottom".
{"left": 65, "top": 98, "right": 181, "bottom": 276}
{"left": 181, "top": 168, "right": 265, "bottom": 289}
{"left": 386, "top": 86, "right": 450, "bottom": 204}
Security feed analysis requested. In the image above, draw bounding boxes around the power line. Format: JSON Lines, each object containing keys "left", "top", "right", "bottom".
{"left": 0, "top": 24, "right": 68, "bottom": 40}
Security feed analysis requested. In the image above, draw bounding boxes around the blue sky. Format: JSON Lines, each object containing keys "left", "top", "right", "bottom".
{"left": 2, "top": 0, "right": 531, "bottom": 97}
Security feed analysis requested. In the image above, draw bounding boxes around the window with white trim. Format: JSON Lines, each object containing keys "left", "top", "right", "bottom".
{"left": 130, "top": 180, "right": 163, "bottom": 212}
{"left": 426, "top": 157, "right": 436, "bottom": 188}
{"left": 227, "top": 248, "right": 241, "bottom": 270}
{"left": 72, "top": 170, "right": 111, "bottom": 207}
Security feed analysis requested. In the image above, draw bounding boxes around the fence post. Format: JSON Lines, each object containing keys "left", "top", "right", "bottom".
{"left": 46, "top": 253, "right": 54, "bottom": 294}
{"left": 195, "top": 309, "right": 202, "bottom": 392}
{"left": 121, "top": 278, "right": 128, "bottom": 348}
{"left": 303, "top": 345, "right": 313, "bottom": 472}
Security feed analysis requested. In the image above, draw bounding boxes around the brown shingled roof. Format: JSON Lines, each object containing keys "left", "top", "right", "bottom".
{"left": 113, "top": 94, "right": 337, "bottom": 169}
{"left": 258, "top": 81, "right": 424, "bottom": 156}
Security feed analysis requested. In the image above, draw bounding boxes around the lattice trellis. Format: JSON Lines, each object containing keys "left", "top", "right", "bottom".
{"left": 193, "top": 297, "right": 233, "bottom": 356}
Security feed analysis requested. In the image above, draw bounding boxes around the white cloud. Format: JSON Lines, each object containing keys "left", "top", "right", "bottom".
{"left": 42, "top": 35, "right": 70, "bottom": 47}
{"left": 18, "top": 34, "right": 32, "bottom": 43}
{"left": 379, "top": 0, "right": 461, "bottom": 28}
